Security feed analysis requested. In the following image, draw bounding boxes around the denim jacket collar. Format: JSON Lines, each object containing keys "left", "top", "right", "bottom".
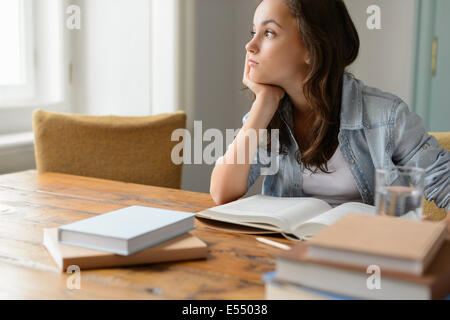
{"left": 340, "top": 73, "right": 365, "bottom": 130}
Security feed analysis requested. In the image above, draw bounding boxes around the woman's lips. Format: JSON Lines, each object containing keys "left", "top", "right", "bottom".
{"left": 248, "top": 59, "right": 259, "bottom": 67}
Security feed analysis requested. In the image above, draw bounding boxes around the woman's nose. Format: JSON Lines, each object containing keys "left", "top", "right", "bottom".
{"left": 245, "top": 38, "right": 258, "bottom": 54}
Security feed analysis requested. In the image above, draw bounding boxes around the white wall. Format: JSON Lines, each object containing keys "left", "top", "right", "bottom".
{"left": 180, "top": 0, "right": 262, "bottom": 194}
{"left": 70, "top": 0, "right": 182, "bottom": 117}
{"left": 151, "top": 0, "right": 180, "bottom": 115}
{"left": 71, "top": 0, "right": 151, "bottom": 116}
{"left": 345, "top": 0, "right": 416, "bottom": 105}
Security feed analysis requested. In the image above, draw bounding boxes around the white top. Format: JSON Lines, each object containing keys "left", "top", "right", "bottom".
{"left": 302, "top": 146, "right": 363, "bottom": 207}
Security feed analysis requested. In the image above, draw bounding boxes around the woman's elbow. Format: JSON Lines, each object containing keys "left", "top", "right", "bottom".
{"left": 210, "top": 183, "right": 245, "bottom": 206}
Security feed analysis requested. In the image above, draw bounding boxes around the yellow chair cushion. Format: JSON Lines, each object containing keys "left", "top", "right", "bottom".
{"left": 32, "top": 109, "right": 186, "bottom": 189}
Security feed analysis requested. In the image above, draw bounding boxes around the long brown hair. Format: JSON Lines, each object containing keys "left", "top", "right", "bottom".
{"left": 265, "top": 0, "right": 359, "bottom": 174}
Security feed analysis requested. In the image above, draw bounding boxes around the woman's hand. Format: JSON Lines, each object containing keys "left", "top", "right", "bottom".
{"left": 243, "top": 53, "right": 285, "bottom": 103}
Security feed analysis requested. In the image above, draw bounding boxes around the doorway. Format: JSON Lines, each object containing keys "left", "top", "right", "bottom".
{"left": 413, "top": 0, "right": 450, "bottom": 132}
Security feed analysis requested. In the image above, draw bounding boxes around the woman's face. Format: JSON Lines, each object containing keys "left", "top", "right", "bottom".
{"left": 246, "top": 0, "right": 310, "bottom": 88}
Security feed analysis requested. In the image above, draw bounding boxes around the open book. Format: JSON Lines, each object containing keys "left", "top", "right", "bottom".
{"left": 196, "top": 195, "right": 376, "bottom": 241}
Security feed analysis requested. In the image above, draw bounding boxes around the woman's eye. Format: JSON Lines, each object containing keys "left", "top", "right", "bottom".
{"left": 250, "top": 30, "right": 275, "bottom": 39}
{"left": 265, "top": 30, "right": 275, "bottom": 39}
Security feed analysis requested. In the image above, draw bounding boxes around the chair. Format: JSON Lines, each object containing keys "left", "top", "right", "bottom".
{"left": 423, "top": 132, "right": 450, "bottom": 221}
{"left": 32, "top": 109, "right": 186, "bottom": 189}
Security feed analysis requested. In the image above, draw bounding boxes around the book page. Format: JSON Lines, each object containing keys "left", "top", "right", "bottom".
{"left": 290, "top": 202, "right": 377, "bottom": 240}
{"left": 204, "top": 195, "right": 332, "bottom": 232}
{"left": 303, "top": 202, "right": 376, "bottom": 227}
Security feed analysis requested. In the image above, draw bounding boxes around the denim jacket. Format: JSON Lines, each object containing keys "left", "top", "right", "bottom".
{"left": 242, "top": 73, "right": 450, "bottom": 211}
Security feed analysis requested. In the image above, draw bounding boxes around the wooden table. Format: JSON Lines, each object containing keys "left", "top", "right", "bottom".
{"left": 0, "top": 170, "right": 293, "bottom": 299}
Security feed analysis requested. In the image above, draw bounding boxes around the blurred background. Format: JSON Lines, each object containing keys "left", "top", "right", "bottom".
{"left": 0, "top": 0, "right": 448, "bottom": 195}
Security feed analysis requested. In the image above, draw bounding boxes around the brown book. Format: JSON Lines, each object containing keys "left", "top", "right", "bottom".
{"left": 276, "top": 240, "right": 450, "bottom": 300}
{"left": 306, "top": 213, "right": 447, "bottom": 275}
{"left": 43, "top": 228, "right": 207, "bottom": 271}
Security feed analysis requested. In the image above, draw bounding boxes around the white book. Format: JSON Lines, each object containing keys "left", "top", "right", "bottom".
{"left": 58, "top": 206, "right": 195, "bottom": 256}
{"left": 196, "top": 195, "right": 375, "bottom": 241}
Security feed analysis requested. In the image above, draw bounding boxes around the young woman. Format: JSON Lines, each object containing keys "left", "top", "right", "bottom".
{"left": 209, "top": 0, "right": 449, "bottom": 222}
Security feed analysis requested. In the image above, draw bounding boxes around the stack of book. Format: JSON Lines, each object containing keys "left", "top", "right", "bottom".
{"left": 264, "top": 214, "right": 450, "bottom": 300}
{"left": 43, "top": 206, "right": 207, "bottom": 271}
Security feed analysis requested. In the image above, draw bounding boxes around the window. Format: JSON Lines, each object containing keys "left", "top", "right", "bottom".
{"left": 0, "top": 0, "right": 34, "bottom": 103}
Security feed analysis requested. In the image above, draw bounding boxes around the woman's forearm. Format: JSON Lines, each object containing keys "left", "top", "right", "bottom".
{"left": 210, "top": 94, "right": 280, "bottom": 205}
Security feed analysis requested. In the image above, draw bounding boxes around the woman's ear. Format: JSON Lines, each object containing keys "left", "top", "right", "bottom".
{"left": 305, "top": 53, "right": 311, "bottom": 65}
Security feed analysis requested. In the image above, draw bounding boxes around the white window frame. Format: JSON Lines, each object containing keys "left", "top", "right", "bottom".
{"left": 151, "top": 0, "right": 182, "bottom": 115}
{"left": 0, "top": 0, "right": 35, "bottom": 104}
{"left": 0, "top": 0, "right": 71, "bottom": 135}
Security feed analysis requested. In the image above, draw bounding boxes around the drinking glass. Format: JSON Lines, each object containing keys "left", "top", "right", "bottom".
{"left": 375, "top": 166, "right": 425, "bottom": 220}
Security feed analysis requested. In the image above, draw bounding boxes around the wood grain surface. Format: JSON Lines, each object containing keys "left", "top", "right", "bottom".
{"left": 0, "top": 170, "right": 294, "bottom": 300}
